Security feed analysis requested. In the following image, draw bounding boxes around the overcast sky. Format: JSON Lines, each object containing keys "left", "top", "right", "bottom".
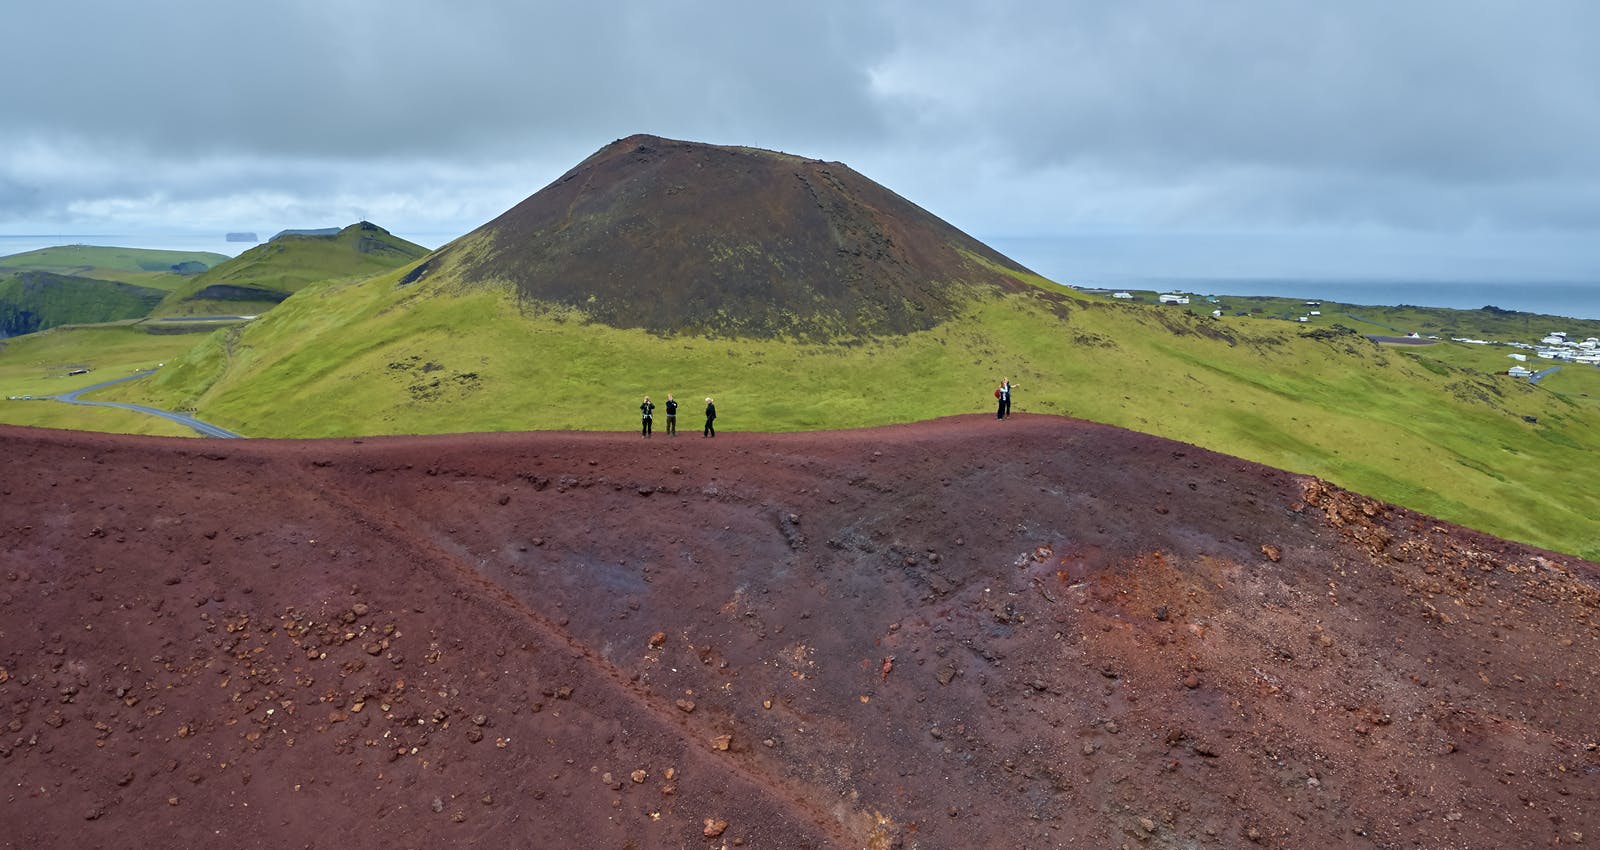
{"left": 4, "top": 0, "right": 1599, "bottom": 291}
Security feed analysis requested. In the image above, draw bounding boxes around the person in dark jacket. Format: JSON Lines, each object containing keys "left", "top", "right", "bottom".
{"left": 664, "top": 393, "right": 678, "bottom": 436}
{"left": 640, "top": 395, "right": 655, "bottom": 437}
{"left": 703, "top": 397, "right": 717, "bottom": 437}
{"left": 999, "top": 379, "right": 1017, "bottom": 419}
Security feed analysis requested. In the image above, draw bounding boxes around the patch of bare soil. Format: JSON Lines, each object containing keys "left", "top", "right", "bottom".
{"left": 1, "top": 415, "right": 1595, "bottom": 849}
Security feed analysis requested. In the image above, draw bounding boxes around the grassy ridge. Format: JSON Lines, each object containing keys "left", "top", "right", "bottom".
{"left": 153, "top": 223, "right": 427, "bottom": 317}
{"left": 101, "top": 267, "right": 1600, "bottom": 560}
{"left": 0, "top": 245, "right": 226, "bottom": 286}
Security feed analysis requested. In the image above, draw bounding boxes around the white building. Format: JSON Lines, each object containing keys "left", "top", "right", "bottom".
{"left": 1159, "top": 293, "right": 1190, "bottom": 305}
{"left": 1111, "top": 291, "right": 1134, "bottom": 300}
{"left": 1508, "top": 353, "right": 1527, "bottom": 361}
{"left": 1508, "top": 366, "right": 1534, "bottom": 378}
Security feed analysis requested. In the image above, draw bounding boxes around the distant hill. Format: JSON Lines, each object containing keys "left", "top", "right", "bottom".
{"left": 270, "top": 227, "right": 341, "bottom": 241}
{"left": 422, "top": 134, "right": 1045, "bottom": 339}
{"left": 0, "top": 270, "right": 167, "bottom": 337}
{"left": 0, "top": 245, "right": 227, "bottom": 284}
{"left": 152, "top": 222, "right": 428, "bottom": 317}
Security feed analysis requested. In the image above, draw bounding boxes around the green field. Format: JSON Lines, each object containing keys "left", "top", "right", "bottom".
{"left": 0, "top": 323, "right": 209, "bottom": 438}
{"left": 0, "top": 324, "right": 204, "bottom": 398}
{"left": 85, "top": 264, "right": 1600, "bottom": 561}
{"left": 0, "top": 398, "right": 195, "bottom": 437}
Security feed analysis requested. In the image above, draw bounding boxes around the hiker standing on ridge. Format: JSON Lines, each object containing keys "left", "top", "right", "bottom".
{"left": 640, "top": 395, "right": 655, "bottom": 437}
{"left": 664, "top": 394, "right": 678, "bottom": 436}
{"left": 704, "top": 397, "right": 717, "bottom": 438}
{"left": 997, "top": 379, "right": 1017, "bottom": 419}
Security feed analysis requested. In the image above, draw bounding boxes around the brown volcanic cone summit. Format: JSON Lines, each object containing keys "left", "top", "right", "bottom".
{"left": 3, "top": 417, "right": 1598, "bottom": 848}
{"left": 437, "top": 134, "right": 1041, "bottom": 337}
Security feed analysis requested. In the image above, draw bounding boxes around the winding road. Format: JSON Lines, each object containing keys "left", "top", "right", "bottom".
{"left": 53, "top": 370, "right": 243, "bottom": 438}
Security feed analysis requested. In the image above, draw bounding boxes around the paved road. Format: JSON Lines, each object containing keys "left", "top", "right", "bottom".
{"left": 147, "top": 315, "right": 258, "bottom": 322}
{"left": 1528, "top": 366, "right": 1561, "bottom": 385}
{"left": 53, "top": 370, "right": 243, "bottom": 438}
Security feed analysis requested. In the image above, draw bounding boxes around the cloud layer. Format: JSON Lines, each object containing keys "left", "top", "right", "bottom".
{"left": 4, "top": 0, "right": 1597, "bottom": 282}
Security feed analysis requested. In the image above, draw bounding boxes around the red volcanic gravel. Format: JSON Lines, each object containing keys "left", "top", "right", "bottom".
{"left": 1, "top": 414, "right": 1597, "bottom": 849}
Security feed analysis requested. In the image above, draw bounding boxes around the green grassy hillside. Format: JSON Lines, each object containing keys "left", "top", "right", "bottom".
{"left": 0, "top": 271, "right": 169, "bottom": 336}
{"left": 153, "top": 222, "right": 427, "bottom": 317}
{"left": 0, "top": 245, "right": 226, "bottom": 286}
{"left": 99, "top": 264, "right": 1600, "bottom": 560}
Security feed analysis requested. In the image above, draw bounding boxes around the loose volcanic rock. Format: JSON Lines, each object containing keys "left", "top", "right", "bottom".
{"left": 0, "top": 416, "right": 1595, "bottom": 850}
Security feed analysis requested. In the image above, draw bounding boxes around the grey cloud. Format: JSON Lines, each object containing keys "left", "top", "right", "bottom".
{"left": 870, "top": 2, "right": 1600, "bottom": 181}
{"left": 3, "top": 0, "right": 892, "bottom": 159}
{"left": 2, "top": 0, "right": 1598, "bottom": 282}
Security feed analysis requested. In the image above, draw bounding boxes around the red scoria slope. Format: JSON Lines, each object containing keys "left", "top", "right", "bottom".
{"left": 1, "top": 415, "right": 1596, "bottom": 849}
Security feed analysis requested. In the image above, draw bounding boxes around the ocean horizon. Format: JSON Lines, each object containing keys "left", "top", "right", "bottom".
{"left": 988, "top": 234, "right": 1600, "bottom": 322}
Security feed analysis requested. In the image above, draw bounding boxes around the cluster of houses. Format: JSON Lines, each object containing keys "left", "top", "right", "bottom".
{"left": 1533, "top": 332, "right": 1600, "bottom": 361}
{"left": 1492, "top": 332, "right": 1600, "bottom": 378}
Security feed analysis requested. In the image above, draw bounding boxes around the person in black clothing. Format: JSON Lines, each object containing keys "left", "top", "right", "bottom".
{"left": 640, "top": 395, "right": 655, "bottom": 437}
{"left": 664, "top": 393, "right": 678, "bottom": 436}
{"left": 703, "top": 397, "right": 716, "bottom": 437}
{"left": 999, "top": 379, "right": 1017, "bottom": 419}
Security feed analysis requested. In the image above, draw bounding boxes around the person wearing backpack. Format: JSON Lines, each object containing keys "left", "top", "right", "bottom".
{"left": 640, "top": 395, "right": 655, "bottom": 437}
